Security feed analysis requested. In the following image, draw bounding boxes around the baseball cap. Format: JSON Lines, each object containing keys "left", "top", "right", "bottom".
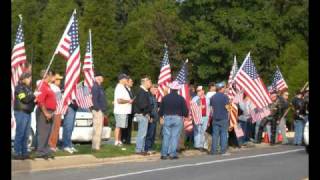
{"left": 216, "top": 81, "right": 225, "bottom": 89}
{"left": 94, "top": 72, "right": 103, "bottom": 77}
{"left": 55, "top": 74, "right": 63, "bottom": 80}
{"left": 19, "top": 72, "right": 31, "bottom": 80}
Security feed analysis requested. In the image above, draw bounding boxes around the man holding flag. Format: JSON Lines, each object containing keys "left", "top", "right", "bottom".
{"left": 51, "top": 9, "right": 81, "bottom": 154}
{"left": 159, "top": 80, "right": 189, "bottom": 160}
{"left": 35, "top": 70, "right": 56, "bottom": 159}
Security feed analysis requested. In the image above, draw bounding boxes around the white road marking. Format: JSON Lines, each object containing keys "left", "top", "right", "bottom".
{"left": 88, "top": 148, "right": 304, "bottom": 180}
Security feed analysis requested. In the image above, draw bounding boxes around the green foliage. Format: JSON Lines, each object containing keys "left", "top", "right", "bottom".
{"left": 12, "top": 0, "right": 308, "bottom": 95}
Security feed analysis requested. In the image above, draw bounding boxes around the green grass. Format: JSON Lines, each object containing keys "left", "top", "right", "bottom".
{"left": 31, "top": 142, "right": 162, "bottom": 159}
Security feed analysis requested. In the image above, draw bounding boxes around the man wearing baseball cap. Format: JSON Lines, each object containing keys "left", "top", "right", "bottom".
{"left": 113, "top": 73, "right": 132, "bottom": 146}
{"left": 91, "top": 72, "right": 107, "bottom": 151}
{"left": 209, "top": 81, "right": 231, "bottom": 156}
{"left": 159, "top": 80, "right": 189, "bottom": 160}
{"left": 192, "top": 85, "right": 210, "bottom": 152}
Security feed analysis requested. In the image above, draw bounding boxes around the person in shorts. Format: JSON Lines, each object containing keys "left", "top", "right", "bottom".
{"left": 113, "top": 73, "right": 133, "bottom": 146}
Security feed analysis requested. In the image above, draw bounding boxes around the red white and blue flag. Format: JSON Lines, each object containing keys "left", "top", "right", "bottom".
{"left": 227, "top": 55, "right": 239, "bottom": 101}
{"left": 175, "top": 59, "right": 191, "bottom": 110}
{"left": 83, "top": 29, "right": 95, "bottom": 91}
{"left": 190, "top": 100, "right": 202, "bottom": 125}
{"left": 271, "top": 66, "right": 288, "bottom": 93}
{"left": 233, "top": 52, "right": 272, "bottom": 109}
{"left": 54, "top": 10, "right": 81, "bottom": 115}
{"left": 75, "top": 83, "right": 93, "bottom": 109}
{"left": 157, "top": 44, "right": 172, "bottom": 102}
{"left": 11, "top": 15, "right": 27, "bottom": 107}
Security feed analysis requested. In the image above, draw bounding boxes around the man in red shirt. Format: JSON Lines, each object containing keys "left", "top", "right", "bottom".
{"left": 35, "top": 70, "right": 56, "bottom": 159}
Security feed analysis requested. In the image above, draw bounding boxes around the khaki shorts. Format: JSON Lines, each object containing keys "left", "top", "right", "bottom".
{"left": 115, "top": 114, "right": 128, "bottom": 128}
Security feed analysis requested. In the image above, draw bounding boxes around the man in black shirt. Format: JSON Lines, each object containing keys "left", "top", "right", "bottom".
{"left": 13, "top": 72, "right": 35, "bottom": 160}
{"left": 292, "top": 91, "right": 307, "bottom": 145}
{"left": 133, "top": 76, "right": 153, "bottom": 155}
{"left": 159, "top": 80, "right": 189, "bottom": 160}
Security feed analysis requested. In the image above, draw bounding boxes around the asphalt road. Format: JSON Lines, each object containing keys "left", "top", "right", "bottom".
{"left": 12, "top": 145, "right": 308, "bottom": 180}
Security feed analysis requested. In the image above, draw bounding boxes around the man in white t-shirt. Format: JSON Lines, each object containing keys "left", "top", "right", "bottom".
{"left": 114, "top": 73, "right": 134, "bottom": 146}
{"left": 206, "top": 82, "right": 216, "bottom": 99}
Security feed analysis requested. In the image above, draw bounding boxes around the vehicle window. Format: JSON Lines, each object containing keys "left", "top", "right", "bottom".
{"left": 77, "top": 108, "right": 90, "bottom": 112}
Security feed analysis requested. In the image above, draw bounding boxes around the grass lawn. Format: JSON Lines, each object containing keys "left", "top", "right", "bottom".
{"left": 30, "top": 141, "right": 162, "bottom": 159}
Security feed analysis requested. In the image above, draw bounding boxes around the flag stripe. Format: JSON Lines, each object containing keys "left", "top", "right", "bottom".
{"left": 157, "top": 44, "right": 171, "bottom": 102}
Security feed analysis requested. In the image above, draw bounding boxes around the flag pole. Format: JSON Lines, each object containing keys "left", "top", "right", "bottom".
{"left": 36, "top": 9, "right": 76, "bottom": 93}
{"left": 233, "top": 51, "right": 250, "bottom": 79}
{"left": 35, "top": 51, "right": 57, "bottom": 92}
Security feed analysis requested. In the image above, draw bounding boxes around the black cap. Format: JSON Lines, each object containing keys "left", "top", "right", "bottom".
{"left": 94, "top": 72, "right": 103, "bottom": 77}
{"left": 118, "top": 73, "right": 129, "bottom": 81}
{"left": 19, "top": 72, "right": 32, "bottom": 80}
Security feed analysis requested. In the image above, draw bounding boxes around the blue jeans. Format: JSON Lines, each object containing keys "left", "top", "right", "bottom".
{"left": 254, "top": 120, "right": 261, "bottom": 142}
{"left": 62, "top": 107, "right": 77, "bottom": 148}
{"left": 211, "top": 120, "right": 229, "bottom": 154}
{"left": 135, "top": 114, "right": 149, "bottom": 153}
{"left": 193, "top": 116, "right": 208, "bottom": 148}
{"left": 161, "top": 115, "right": 183, "bottom": 157}
{"left": 238, "top": 121, "right": 247, "bottom": 145}
{"left": 145, "top": 120, "right": 157, "bottom": 151}
{"left": 294, "top": 120, "right": 305, "bottom": 145}
{"left": 14, "top": 111, "right": 31, "bottom": 156}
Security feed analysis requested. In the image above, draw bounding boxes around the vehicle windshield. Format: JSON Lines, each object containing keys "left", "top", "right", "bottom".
{"left": 77, "top": 108, "right": 90, "bottom": 112}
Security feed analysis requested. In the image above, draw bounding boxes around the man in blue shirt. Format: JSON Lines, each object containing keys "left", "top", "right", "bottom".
{"left": 91, "top": 72, "right": 107, "bottom": 151}
{"left": 210, "top": 81, "right": 230, "bottom": 155}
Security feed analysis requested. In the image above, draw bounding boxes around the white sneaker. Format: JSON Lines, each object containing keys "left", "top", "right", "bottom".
{"left": 71, "top": 147, "right": 78, "bottom": 153}
{"left": 221, "top": 152, "right": 231, "bottom": 156}
{"left": 50, "top": 147, "right": 58, "bottom": 152}
{"left": 63, "top": 147, "right": 74, "bottom": 154}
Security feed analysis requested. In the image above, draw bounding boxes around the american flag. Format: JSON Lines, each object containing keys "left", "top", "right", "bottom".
{"left": 54, "top": 10, "right": 81, "bottom": 115}
{"left": 11, "top": 15, "right": 27, "bottom": 107}
{"left": 190, "top": 100, "right": 202, "bottom": 125}
{"left": 271, "top": 66, "right": 288, "bottom": 93}
{"left": 75, "top": 83, "right": 93, "bottom": 109}
{"left": 157, "top": 44, "right": 171, "bottom": 102}
{"left": 228, "top": 103, "right": 238, "bottom": 131}
{"left": 227, "top": 56, "right": 239, "bottom": 101}
{"left": 227, "top": 56, "right": 239, "bottom": 131}
{"left": 54, "top": 95, "right": 67, "bottom": 115}
{"left": 176, "top": 59, "right": 191, "bottom": 110}
{"left": 250, "top": 107, "right": 271, "bottom": 123}
{"left": 83, "top": 29, "right": 95, "bottom": 91}
{"left": 233, "top": 52, "right": 272, "bottom": 109}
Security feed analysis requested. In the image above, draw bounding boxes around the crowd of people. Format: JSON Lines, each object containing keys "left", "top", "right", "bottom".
{"left": 12, "top": 70, "right": 309, "bottom": 160}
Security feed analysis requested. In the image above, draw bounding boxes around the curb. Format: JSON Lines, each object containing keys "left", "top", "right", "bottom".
{"left": 12, "top": 139, "right": 294, "bottom": 173}
{"left": 12, "top": 150, "right": 207, "bottom": 174}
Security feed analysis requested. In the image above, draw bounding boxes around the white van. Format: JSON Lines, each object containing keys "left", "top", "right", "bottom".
{"left": 11, "top": 107, "right": 112, "bottom": 149}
